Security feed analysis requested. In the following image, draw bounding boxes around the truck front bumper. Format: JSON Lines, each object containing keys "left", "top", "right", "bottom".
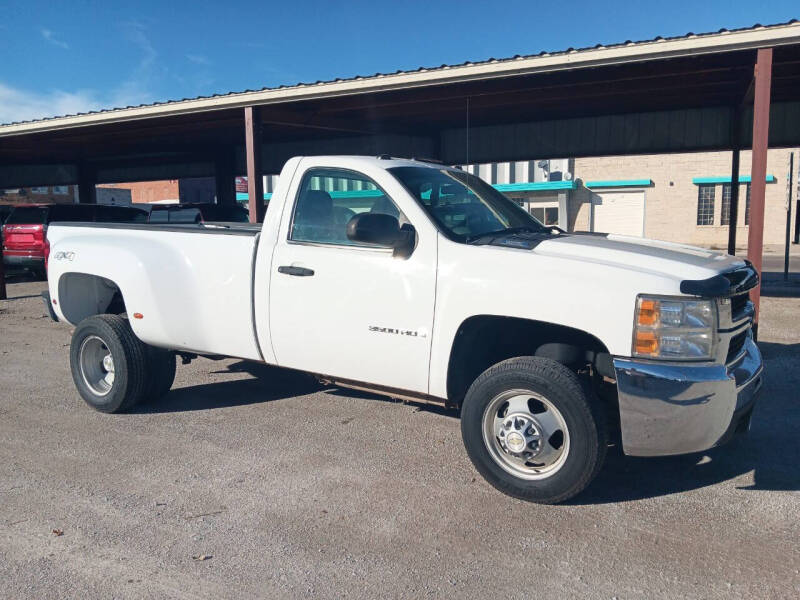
{"left": 613, "top": 335, "right": 763, "bottom": 457}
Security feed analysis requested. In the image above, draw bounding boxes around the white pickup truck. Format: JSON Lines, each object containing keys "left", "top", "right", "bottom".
{"left": 45, "top": 156, "right": 763, "bottom": 503}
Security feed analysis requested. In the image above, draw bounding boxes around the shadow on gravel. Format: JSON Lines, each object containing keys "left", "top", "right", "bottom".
{"left": 131, "top": 344, "right": 799, "bottom": 502}
{"left": 132, "top": 362, "right": 323, "bottom": 413}
{"left": 573, "top": 340, "right": 800, "bottom": 504}
{"left": 1, "top": 294, "right": 43, "bottom": 301}
{"left": 760, "top": 271, "right": 800, "bottom": 298}
{"left": 134, "top": 359, "right": 461, "bottom": 420}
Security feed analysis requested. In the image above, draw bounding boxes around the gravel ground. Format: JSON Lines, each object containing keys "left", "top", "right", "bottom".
{"left": 1, "top": 278, "right": 798, "bottom": 599}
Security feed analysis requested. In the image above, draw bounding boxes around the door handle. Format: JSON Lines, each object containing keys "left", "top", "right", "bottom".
{"left": 278, "top": 265, "right": 315, "bottom": 277}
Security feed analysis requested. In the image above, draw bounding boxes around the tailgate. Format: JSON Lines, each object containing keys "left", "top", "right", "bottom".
{"left": 3, "top": 224, "right": 46, "bottom": 253}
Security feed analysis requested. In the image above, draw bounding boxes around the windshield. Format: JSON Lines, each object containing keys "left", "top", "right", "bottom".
{"left": 389, "top": 166, "right": 547, "bottom": 243}
{"left": 5, "top": 206, "right": 50, "bottom": 225}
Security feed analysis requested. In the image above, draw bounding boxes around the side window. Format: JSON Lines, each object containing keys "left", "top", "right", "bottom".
{"left": 290, "top": 168, "right": 405, "bottom": 246}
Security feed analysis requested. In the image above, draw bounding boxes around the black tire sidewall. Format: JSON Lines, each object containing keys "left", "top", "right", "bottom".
{"left": 461, "top": 358, "right": 601, "bottom": 503}
{"left": 70, "top": 316, "right": 138, "bottom": 413}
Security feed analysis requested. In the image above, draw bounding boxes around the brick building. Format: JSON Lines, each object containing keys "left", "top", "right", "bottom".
{"left": 0, "top": 184, "right": 77, "bottom": 205}
{"left": 569, "top": 149, "right": 797, "bottom": 248}
{"left": 97, "top": 180, "right": 179, "bottom": 204}
{"left": 460, "top": 148, "right": 798, "bottom": 250}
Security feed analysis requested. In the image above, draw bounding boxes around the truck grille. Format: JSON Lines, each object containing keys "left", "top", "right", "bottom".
{"left": 726, "top": 330, "right": 748, "bottom": 363}
{"left": 730, "top": 293, "right": 749, "bottom": 320}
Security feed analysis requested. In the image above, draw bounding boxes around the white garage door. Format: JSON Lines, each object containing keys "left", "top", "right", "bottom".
{"left": 592, "top": 191, "right": 645, "bottom": 237}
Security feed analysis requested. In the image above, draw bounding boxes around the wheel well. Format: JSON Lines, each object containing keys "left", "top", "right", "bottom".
{"left": 446, "top": 315, "right": 613, "bottom": 405}
{"left": 58, "top": 273, "right": 126, "bottom": 324}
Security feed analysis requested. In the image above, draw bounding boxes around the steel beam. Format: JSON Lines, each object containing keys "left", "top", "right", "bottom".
{"left": 0, "top": 240, "right": 6, "bottom": 300}
{"left": 214, "top": 150, "right": 237, "bottom": 205}
{"left": 785, "top": 151, "right": 794, "bottom": 280}
{"left": 77, "top": 163, "right": 97, "bottom": 204}
{"left": 746, "top": 47, "right": 773, "bottom": 332}
{"left": 727, "top": 107, "right": 742, "bottom": 255}
{"left": 244, "top": 106, "right": 266, "bottom": 223}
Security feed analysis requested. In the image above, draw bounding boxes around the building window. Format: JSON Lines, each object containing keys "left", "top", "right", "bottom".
{"left": 31, "top": 186, "right": 49, "bottom": 194}
{"left": 526, "top": 200, "right": 560, "bottom": 226}
{"left": 52, "top": 185, "right": 69, "bottom": 195}
{"left": 744, "top": 183, "right": 751, "bottom": 225}
{"left": 696, "top": 184, "right": 715, "bottom": 225}
{"left": 532, "top": 206, "right": 560, "bottom": 226}
{"left": 720, "top": 184, "right": 732, "bottom": 225}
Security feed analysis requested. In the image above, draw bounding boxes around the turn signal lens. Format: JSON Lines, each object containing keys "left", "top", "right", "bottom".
{"left": 637, "top": 299, "right": 659, "bottom": 326}
{"left": 634, "top": 331, "right": 659, "bottom": 356}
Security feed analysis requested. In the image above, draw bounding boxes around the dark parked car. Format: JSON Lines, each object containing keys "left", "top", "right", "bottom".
{"left": 2, "top": 203, "right": 148, "bottom": 276}
{"left": 147, "top": 203, "right": 249, "bottom": 224}
{"left": 0, "top": 204, "right": 14, "bottom": 225}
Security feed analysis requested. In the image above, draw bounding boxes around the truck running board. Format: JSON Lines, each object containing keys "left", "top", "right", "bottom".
{"left": 316, "top": 376, "right": 452, "bottom": 408}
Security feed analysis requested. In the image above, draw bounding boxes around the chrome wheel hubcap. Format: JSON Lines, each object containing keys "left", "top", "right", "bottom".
{"left": 79, "top": 335, "right": 115, "bottom": 396}
{"left": 482, "top": 389, "right": 570, "bottom": 480}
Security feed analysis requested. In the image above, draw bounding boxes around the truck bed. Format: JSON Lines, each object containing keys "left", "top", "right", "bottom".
{"left": 46, "top": 221, "right": 264, "bottom": 361}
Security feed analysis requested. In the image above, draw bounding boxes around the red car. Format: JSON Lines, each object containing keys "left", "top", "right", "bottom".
{"left": 2, "top": 204, "right": 147, "bottom": 277}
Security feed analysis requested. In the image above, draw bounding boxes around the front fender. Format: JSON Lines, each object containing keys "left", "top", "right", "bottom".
{"left": 427, "top": 237, "right": 683, "bottom": 399}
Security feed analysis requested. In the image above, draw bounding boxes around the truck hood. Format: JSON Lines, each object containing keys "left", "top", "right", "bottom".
{"left": 532, "top": 233, "right": 745, "bottom": 282}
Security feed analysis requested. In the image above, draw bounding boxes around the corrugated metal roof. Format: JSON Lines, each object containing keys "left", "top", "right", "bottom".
{"left": 2, "top": 19, "right": 799, "bottom": 130}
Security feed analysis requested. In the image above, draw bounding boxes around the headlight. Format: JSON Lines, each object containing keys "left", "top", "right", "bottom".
{"left": 632, "top": 295, "right": 716, "bottom": 360}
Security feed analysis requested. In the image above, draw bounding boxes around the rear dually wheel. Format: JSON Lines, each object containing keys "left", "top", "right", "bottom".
{"left": 70, "top": 315, "right": 148, "bottom": 413}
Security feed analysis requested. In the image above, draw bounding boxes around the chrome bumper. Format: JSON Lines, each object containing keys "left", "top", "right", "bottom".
{"left": 613, "top": 336, "right": 763, "bottom": 457}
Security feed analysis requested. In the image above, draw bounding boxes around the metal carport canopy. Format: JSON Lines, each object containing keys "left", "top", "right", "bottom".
{"left": 1, "top": 20, "right": 800, "bottom": 188}
{"left": 1, "top": 20, "right": 799, "bottom": 317}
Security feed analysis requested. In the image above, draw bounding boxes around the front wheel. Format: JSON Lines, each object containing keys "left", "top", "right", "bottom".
{"left": 461, "top": 356, "right": 607, "bottom": 504}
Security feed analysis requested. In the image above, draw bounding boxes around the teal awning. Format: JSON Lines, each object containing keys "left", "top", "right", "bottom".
{"left": 493, "top": 181, "right": 577, "bottom": 192}
{"left": 235, "top": 180, "right": 577, "bottom": 202}
{"left": 692, "top": 175, "right": 776, "bottom": 184}
{"left": 585, "top": 179, "right": 652, "bottom": 188}
{"left": 237, "top": 192, "right": 271, "bottom": 201}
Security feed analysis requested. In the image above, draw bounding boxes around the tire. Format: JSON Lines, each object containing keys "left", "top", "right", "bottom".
{"left": 143, "top": 346, "right": 176, "bottom": 400}
{"left": 69, "top": 314, "right": 147, "bottom": 413}
{"left": 461, "top": 356, "right": 607, "bottom": 504}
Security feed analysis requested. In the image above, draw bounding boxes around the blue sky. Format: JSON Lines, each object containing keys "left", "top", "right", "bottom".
{"left": 1, "top": 0, "right": 797, "bottom": 124}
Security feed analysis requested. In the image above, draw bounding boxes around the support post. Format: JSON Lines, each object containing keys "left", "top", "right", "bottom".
{"left": 0, "top": 236, "right": 6, "bottom": 300}
{"left": 727, "top": 107, "right": 742, "bottom": 256}
{"left": 214, "top": 150, "right": 237, "bottom": 206}
{"left": 77, "top": 164, "right": 97, "bottom": 204}
{"left": 244, "top": 106, "right": 265, "bottom": 223}
{"left": 746, "top": 47, "right": 773, "bottom": 333}
{"left": 795, "top": 152, "right": 800, "bottom": 244}
{"left": 557, "top": 190, "right": 569, "bottom": 231}
{"left": 785, "top": 152, "right": 794, "bottom": 281}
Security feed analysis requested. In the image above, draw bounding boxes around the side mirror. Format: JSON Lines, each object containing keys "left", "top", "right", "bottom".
{"left": 346, "top": 213, "right": 416, "bottom": 258}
